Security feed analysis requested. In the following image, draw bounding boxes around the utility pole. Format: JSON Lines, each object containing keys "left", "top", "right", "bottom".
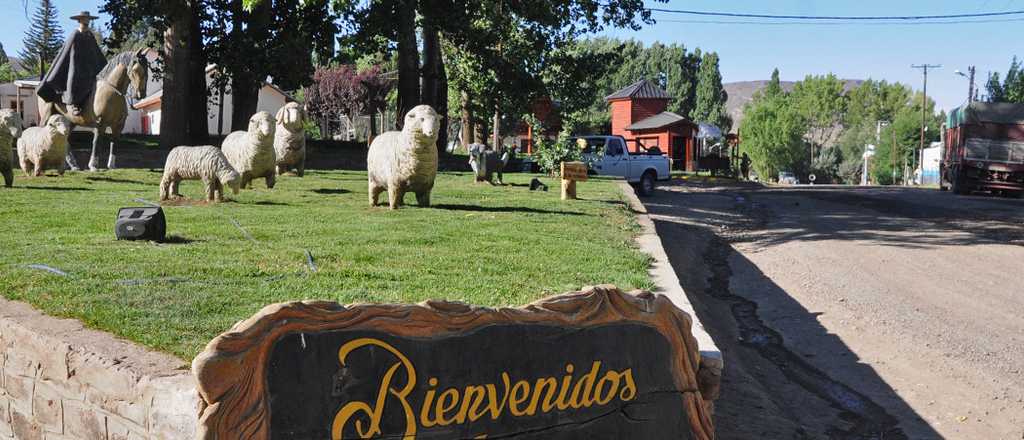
{"left": 912, "top": 64, "right": 941, "bottom": 173}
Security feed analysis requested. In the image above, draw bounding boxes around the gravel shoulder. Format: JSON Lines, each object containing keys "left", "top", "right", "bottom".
{"left": 644, "top": 181, "right": 1024, "bottom": 440}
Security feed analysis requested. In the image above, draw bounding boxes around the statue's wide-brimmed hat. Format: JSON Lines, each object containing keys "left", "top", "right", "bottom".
{"left": 70, "top": 11, "right": 100, "bottom": 21}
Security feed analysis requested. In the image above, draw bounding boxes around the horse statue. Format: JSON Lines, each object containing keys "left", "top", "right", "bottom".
{"left": 38, "top": 49, "right": 150, "bottom": 171}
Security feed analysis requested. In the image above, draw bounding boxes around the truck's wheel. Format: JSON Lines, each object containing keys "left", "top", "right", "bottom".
{"left": 950, "top": 168, "right": 965, "bottom": 195}
{"left": 637, "top": 171, "right": 656, "bottom": 197}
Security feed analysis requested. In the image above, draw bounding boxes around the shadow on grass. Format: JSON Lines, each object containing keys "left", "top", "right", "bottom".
{"left": 311, "top": 188, "right": 352, "bottom": 195}
{"left": 430, "top": 203, "right": 587, "bottom": 216}
{"left": 250, "top": 200, "right": 291, "bottom": 206}
{"left": 159, "top": 235, "right": 199, "bottom": 245}
{"left": 86, "top": 176, "right": 149, "bottom": 185}
{"left": 20, "top": 185, "right": 93, "bottom": 191}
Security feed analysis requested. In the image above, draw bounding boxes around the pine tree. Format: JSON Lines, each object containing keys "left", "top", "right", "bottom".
{"left": 691, "top": 51, "right": 731, "bottom": 131}
{"left": 19, "top": 0, "right": 64, "bottom": 78}
{"left": 0, "top": 42, "right": 9, "bottom": 66}
{"left": 764, "top": 68, "right": 783, "bottom": 98}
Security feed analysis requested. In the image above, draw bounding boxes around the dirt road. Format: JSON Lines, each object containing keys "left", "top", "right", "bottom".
{"left": 644, "top": 181, "right": 1024, "bottom": 439}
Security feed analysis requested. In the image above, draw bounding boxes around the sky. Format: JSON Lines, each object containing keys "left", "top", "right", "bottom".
{"left": 3, "top": 0, "right": 1023, "bottom": 111}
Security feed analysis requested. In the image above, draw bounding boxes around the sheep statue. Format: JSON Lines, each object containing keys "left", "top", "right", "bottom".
{"left": 0, "top": 109, "right": 23, "bottom": 187}
{"left": 159, "top": 146, "right": 241, "bottom": 202}
{"left": 468, "top": 143, "right": 511, "bottom": 185}
{"left": 17, "top": 114, "right": 71, "bottom": 177}
{"left": 367, "top": 105, "right": 440, "bottom": 209}
{"left": 222, "top": 111, "right": 277, "bottom": 189}
{"left": 274, "top": 102, "right": 307, "bottom": 177}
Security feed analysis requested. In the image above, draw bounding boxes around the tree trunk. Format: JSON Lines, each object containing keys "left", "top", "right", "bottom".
{"left": 420, "top": 22, "right": 448, "bottom": 154}
{"left": 460, "top": 91, "right": 473, "bottom": 148}
{"left": 395, "top": 0, "right": 420, "bottom": 128}
{"left": 492, "top": 109, "right": 501, "bottom": 151}
{"left": 230, "top": 74, "right": 260, "bottom": 132}
{"left": 160, "top": 1, "right": 208, "bottom": 149}
{"left": 185, "top": 3, "right": 208, "bottom": 144}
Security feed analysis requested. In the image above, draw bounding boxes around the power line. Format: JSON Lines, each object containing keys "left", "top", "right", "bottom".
{"left": 646, "top": 7, "right": 1024, "bottom": 21}
{"left": 653, "top": 17, "right": 1024, "bottom": 26}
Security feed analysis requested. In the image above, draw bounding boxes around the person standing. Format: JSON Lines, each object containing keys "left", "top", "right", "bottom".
{"left": 36, "top": 11, "right": 106, "bottom": 117}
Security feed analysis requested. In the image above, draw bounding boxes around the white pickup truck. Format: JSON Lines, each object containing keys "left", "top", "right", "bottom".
{"left": 574, "top": 135, "right": 672, "bottom": 196}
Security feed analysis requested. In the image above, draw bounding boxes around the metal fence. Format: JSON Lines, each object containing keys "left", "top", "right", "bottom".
{"left": 319, "top": 111, "right": 398, "bottom": 142}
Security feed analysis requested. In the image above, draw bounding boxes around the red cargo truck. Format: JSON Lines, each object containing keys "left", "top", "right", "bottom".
{"left": 941, "top": 102, "right": 1024, "bottom": 196}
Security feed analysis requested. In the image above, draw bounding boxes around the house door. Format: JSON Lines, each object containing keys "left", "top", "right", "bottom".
{"left": 671, "top": 136, "right": 686, "bottom": 171}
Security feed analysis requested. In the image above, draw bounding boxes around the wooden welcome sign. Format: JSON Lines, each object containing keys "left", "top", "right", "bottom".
{"left": 192, "top": 286, "right": 714, "bottom": 439}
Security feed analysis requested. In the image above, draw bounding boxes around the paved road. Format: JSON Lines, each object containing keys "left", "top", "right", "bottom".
{"left": 643, "top": 182, "right": 1024, "bottom": 440}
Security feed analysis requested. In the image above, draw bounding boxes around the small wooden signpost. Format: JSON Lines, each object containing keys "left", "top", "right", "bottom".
{"left": 560, "top": 161, "right": 588, "bottom": 200}
{"left": 192, "top": 286, "right": 715, "bottom": 440}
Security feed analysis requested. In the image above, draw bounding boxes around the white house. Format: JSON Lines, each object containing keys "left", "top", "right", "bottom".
{"left": 130, "top": 64, "right": 290, "bottom": 136}
{"left": 0, "top": 80, "right": 42, "bottom": 126}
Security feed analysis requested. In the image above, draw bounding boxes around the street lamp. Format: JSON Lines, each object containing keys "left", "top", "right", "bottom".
{"left": 954, "top": 67, "right": 976, "bottom": 102}
{"left": 862, "top": 144, "right": 876, "bottom": 186}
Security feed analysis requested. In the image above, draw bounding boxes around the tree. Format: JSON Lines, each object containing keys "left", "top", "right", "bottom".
{"left": 986, "top": 57, "right": 1024, "bottom": 103}
{"left": 205, "top": 0, "right": 335, "bottom": 131}
{"left": 305, "top": 64, "right": 393, "bottom": 140}
{"left": 789, "top": 74, "right": 847, "bottom": 150}
{"left": 763, "top": 68, "right": 783, "bottom": 98}
{"left": 19, "top": 0, "right": 64, "bottom": 78}
{"left": 104, "top": 0, "right": 211, "bottom": 149}
{"left": 738, "top": 91, "right": 808, "bottom": 181}
{"left": 691, "top": 51, "right": 730, "bottom": 131}
{"left": 0, "top": 42, "right": 8, "bottom": 66}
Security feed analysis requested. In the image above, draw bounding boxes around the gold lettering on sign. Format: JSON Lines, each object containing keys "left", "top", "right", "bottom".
{"left": 330, "top": 338, "right": 638, "bottom": 440}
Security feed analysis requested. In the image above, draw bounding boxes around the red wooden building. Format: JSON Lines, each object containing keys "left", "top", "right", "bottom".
{"left": 606, "top": 80, "right": 699, "bottom": 171}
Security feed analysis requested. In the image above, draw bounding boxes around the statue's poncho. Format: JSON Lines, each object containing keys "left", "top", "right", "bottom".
{"left": 37, "top": 30, "right": 107, "bottom": 107}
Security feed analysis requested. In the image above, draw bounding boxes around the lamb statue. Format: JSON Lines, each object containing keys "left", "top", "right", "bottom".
{"left": 367, "top": 105, "right": 440, "bottom": 209}
{"left": 222, "top": 111, "right": 276, "bottom": 189}
{"left": 468, "top": 143, "right": 511, "bottom": 185}
{"left": 0, "top": 109, "right": 22, "bottom": 187}
{"left": 274, "top": 102, "right": 307, "bottom": 177}
{"left": 17, "top": 114, "right": 71, "bottom": 177}
{"left": 159, "top": 146, "right": 241, "bottom": 202}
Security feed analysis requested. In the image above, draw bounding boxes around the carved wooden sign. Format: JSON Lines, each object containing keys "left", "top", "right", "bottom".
{"left": 192, "top": 285, "right": 714, "bottom": 440}
{"left": 559, "top": 161, "right": 588, "bottom": 181}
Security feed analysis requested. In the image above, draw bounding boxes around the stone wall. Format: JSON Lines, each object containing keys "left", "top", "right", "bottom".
{"left": 0, "top": 299, "right": 197, "bottom": 440}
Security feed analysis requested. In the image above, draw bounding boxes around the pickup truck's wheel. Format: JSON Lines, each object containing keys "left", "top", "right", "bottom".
{"left": 637, "top": 171, "right": 656, "bottom": 197}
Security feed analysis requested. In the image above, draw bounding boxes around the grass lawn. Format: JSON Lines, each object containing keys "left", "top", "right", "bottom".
{"left": 0, "top": 169, "right": 651, "bottom": 359}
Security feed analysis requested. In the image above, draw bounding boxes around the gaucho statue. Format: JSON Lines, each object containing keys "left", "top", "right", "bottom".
{"left": 36, "top": 11, "right": 107, "bottom": 118}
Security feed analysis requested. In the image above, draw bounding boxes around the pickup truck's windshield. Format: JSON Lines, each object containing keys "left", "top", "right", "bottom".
{"left": 964, "top": 138, "right": 1024, "bottom": 164}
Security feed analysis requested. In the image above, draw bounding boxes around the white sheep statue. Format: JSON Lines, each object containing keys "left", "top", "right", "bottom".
{"left": 367, "top": 105, "right": 440, "bottom": 209}
{"left": 17, "top": 114, "right": 71, "bottom": 177}
{"left": 159, "top": 145, "right": 241, "bottom": 202}
{"left": 274, "top": 102, "right": 307, "bottom": 177}
{"left": 222, "top": 111, "right": 277, "bottom": 189}
{"left": 0, "top": 109, "right": 22, "bottom": 188}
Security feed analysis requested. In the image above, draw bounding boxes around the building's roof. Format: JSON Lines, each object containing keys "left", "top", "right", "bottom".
{"left": 133, "top": 90, "right": 163, "bottom": 110}
{"left": 948, "top": 101, "right": 1024, "bottom": 127}
{"left": 605, "top": 79, "right": 672, "bottom": 101}
{"left": 626, "top": 111, "right": 694, "bottom": 131}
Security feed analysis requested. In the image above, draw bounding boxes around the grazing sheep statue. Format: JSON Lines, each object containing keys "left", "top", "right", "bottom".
{"left": 222, "top": 111, "right": 276, "bottom": 189}
{"left": 0, "top": 110, "right": 22, "bottom": 187}
{"left": 274, "top": 102, "right": 307, "bottom": 177}
{"left": 468, "top": 143, "right": 511, "bottom": 185}
{"left": 17, "top": 114, "right": 71, "bottom": 177}
{"left": 367, "top": 105, "right": 440, "bottom": 209}
{"left": 159, "top": 146, "right": 241, "bottom": 202}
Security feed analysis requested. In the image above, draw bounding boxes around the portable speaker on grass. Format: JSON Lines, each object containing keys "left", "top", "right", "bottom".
{"left": 115, "top": 207, "right": 166, "bottom": 241}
